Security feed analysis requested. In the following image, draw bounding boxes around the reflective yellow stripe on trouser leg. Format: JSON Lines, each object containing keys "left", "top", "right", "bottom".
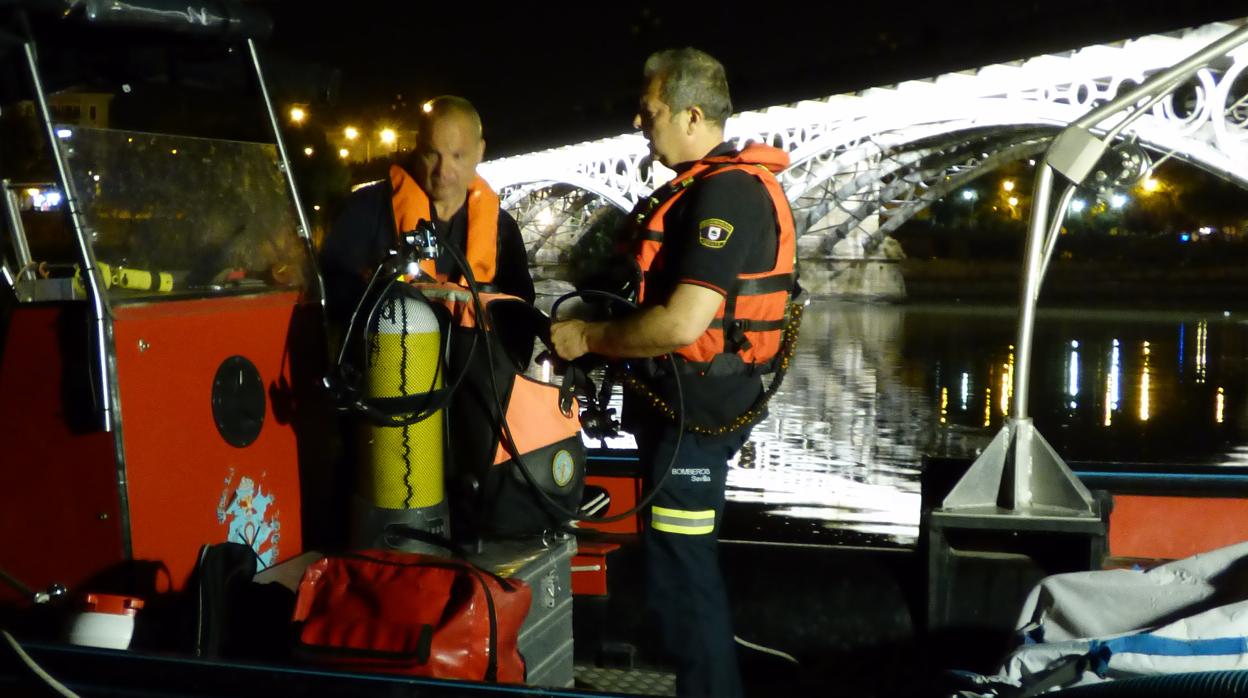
{"left": 651, "top": 506, "right": 716, "bottom": 535}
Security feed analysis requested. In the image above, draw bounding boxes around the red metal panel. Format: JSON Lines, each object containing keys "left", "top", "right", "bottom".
{"left": 571, "top": 541, "right": 620, "bottom": 597}
{"left": 112, "top": 292, "right": 305, "bottom": 589}
{"left": 1109, "top": 495, "right": 1248, "bottom": 560}
{"left": 579, "top": 475, "right": 641, "bottom": 535}
{"left": 0, "top": 303, "right": 124, "bottom": 603}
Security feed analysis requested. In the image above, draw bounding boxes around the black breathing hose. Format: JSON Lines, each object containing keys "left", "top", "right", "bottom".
{"left": 329, "top": 259, "right": 478, "bottom": 428}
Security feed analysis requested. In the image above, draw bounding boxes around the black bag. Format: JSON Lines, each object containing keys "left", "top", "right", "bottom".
{"left": 440, "top": 294, "right": 586, "bottom": 540}
{"left": 188, "top": 543, "right": 295, "bottom": 661}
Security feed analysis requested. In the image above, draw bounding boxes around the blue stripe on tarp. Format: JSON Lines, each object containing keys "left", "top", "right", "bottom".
{"left": 1088, "top": 635, "right": 1248, "bottom": 676}
{"left": 1106, "top": 634, "right": 1248, "bottom": 656}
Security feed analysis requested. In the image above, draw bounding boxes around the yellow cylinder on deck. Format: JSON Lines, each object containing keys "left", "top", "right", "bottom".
{"left": 114, "top": 266, "right": 173, "bottom": 293}
{"left": 361, "top": 292, "right": 444, "bottom": 509}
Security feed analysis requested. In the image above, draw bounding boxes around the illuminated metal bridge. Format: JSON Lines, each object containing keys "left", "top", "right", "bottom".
{"left": 479, "top": 19, "right": 1248, "bottom": 293}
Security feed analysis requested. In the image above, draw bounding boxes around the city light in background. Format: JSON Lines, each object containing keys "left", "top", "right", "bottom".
{"left": 288, "top": 105, "right": 306, "bottom": 124}
{"left": 983, "top": 386, "right": 992, "bottom": 428}
{"left": 343, "top": 126, "right": 359, "bottom": 141}
{"left": 1000, "top": 346, "right": 1014, "bottom": 416}
{"left": 379, "top": 128, "right": 397, "bottom": 145}
{"left": 1197, "top": 320, "right": 1208, "bottom": 384}
{"left": 1105, "top": 339, "right": 1121, "bottom": 427}
{"left": 23, "top": 187, "right": 62, "bottom": 211}
{"left": 1140, "top": 341, "right": 1151, "bottom": 422}
{"left": 1067, "top": 340, "right": 1080, "bottom": 410}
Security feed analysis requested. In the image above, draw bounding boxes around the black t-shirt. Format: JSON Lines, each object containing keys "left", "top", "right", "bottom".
{"left": 626, "top": 143, "right": 781, "bottom": 429}
{"left": 320, "top": 177, "right": 534, "bottom": 323}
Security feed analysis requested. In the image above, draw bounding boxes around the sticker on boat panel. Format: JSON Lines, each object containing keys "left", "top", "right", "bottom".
{"left": 217, "top": 468, "right": 281, "bottom": 568}
{"left": 552, "top": 449, "right": 575, "bottom": 488}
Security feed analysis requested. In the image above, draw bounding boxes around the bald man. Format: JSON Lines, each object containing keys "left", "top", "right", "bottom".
{"left": 321, "top": 95, "right": 534, "bottom": 323}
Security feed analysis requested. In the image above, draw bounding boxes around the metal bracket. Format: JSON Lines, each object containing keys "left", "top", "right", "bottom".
{"left": 942, "top": 418, "right": 1097, "bottom": 517}
{"left": 1046, "top": 127, "right": 1107, "bottom": 185}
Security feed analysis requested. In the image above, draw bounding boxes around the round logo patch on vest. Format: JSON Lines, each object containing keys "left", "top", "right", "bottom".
{"left": 551, "top": 449, "right": 575, "bottom": 488}
{"left": 698, "top": 218, "right": 734, "bottom": 249}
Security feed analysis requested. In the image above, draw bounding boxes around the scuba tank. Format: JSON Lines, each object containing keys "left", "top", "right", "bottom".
{"left": 349, "top": 285, "right": 451, "bottom": 551}
{"left": 332, "top": 219, "right": 588, "bottom": 546}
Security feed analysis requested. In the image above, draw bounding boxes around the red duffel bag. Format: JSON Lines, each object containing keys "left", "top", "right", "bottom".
{"left": 291, "top": 550, "right": 530, "bottom": 683}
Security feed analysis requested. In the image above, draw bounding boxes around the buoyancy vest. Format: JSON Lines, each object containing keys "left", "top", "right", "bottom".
{"left": 389, "top": 164, "right": 501, "bottom": 285}
{"left": 631, "top": 143, "right": 797, "bottom": 371}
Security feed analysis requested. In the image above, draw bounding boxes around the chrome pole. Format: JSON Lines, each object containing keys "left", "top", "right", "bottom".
{"left": 24, "top": 40, "right": 114, "bottom": 432}
{"left": 247, "top": 38, "right": 327, "bottom": 310}
{"left": 2, "top": 181, "right": 34, "bottom": 280}
{"left": 1011, "top": 164, "right": 1054, "bottom": 421}
{"left": 1036, "top": 183, "right": 1078, "bottom": 291}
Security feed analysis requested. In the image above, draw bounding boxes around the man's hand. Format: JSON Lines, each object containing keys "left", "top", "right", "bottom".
{"left": 550, "top": 319, "right": 592, "bottom": 361}
{"left": 549, "top": 283, "right": 723, "bottom": 362}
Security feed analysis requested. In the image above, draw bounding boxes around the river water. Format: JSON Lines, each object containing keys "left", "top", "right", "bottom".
{"left": 657, "top": 301, "right": 1248, "bottom": 548}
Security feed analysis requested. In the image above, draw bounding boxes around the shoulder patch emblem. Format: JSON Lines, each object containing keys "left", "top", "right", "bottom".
{"left": 698, "top": 218, "right": 734, "bottom": 249}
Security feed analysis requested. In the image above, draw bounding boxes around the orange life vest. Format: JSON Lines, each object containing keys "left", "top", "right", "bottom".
{"left": 631, "top": 143, "right": 797, "bottom": 371}
{"left": 389, "top": 164, "right": 500, "bottom": 285}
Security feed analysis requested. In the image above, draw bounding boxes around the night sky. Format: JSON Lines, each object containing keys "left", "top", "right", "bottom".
{"left": 262, "top": 1, "right": 1248, "bottom": 156}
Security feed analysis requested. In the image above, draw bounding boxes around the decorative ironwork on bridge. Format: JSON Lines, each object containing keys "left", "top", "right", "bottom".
{"left": 479, "top": 19, "right": 1248, "bottom": 276}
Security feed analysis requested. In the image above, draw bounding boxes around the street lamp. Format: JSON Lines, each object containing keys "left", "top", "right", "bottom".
{"left": 303, "top": 146, "right": 314, "bottom": 157}
{"left": 1002, "top": 179, "right": 1016, "bottom": 192}
{"left": 289, "top": 106, "right": 306, "bottom": 124}
{"left": 338, "top": 148, "right": 350, "bottom": 159}
{"left": 343, "top": 126, "right": 359, "bottom": 141}
{"left": 379, "top": 128, "right": 397, "bottom": 146}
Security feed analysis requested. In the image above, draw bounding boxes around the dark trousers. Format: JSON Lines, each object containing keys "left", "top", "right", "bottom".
{"left": 637, "top": 425, "right": 749, "bottom": 698}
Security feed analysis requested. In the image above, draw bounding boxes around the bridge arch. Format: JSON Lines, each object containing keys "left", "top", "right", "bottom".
{"left": 478, "top": 20, "right": 1248, "bottom": 262}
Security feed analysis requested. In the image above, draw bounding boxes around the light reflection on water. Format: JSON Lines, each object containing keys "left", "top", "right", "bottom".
{"left": 724, "top": 301, "right": 1248, "bottom": 547}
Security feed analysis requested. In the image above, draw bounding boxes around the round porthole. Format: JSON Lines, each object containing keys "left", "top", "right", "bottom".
{"left": 211, "top": 355, "right": 265, "bottom": 448}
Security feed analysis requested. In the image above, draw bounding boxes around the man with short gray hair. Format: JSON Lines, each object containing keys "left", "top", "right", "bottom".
{"left": 552, "top": 48, "right": 798, "bottom": 698}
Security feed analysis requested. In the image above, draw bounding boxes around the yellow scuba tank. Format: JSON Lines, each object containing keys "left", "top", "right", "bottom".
{"left": 350, "top": 288, "right": 450, "bottom": 550}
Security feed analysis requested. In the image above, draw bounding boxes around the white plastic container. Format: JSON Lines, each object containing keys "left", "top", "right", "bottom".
{"left": 67, "top": 593, "right": 144, "bottom": 650}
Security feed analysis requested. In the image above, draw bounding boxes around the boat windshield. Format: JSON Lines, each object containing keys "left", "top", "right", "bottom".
{"left": 48, "top": 125, "right": 305, "bottom": 302}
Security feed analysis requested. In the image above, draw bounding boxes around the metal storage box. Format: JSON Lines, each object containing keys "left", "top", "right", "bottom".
{"left": 470, "top": 536, "right": 576, "bottom": 688}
